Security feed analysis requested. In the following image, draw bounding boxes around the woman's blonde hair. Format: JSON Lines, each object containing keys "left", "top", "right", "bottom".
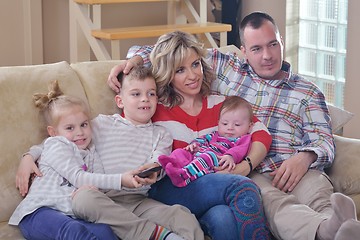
{"left": 150, "top": 31, "right": 215, "bottom": 107}
{"left": 33, "top": 80, "right": 90, "bottom": 127}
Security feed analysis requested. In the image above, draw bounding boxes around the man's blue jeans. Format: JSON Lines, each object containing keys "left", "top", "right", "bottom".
{"left": 148, "top": 173, "right": 271, "bottom": 240}
{"left": 19, "top": 207, "right": 118, "bottom": 240}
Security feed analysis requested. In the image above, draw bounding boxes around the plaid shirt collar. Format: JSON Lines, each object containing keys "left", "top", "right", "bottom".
{"left": 241, "top": 60, "right": 295, "bottom": 89}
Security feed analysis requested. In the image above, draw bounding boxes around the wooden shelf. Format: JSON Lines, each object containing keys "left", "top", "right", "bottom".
{"left": 92, "top": 22, "right": 231, "bottom": 40}
{"left": 70, "top": 0, "right": 230, "bottom": 61}
{"left": 74, "top": 0, "right": 176, "bottom": 4}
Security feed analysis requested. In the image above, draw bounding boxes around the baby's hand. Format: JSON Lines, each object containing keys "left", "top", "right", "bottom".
{"left": 184, "top": 143, "right": 198, "bottom": 153}
{"left": 217, "top": 155, "right": 236, "bottom": 171}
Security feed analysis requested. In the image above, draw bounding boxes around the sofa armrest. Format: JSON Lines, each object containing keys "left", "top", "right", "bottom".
{"left": 327, "top": 135, "right": 360, "bottom": 195}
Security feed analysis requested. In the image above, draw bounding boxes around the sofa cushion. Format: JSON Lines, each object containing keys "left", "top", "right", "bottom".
{"left": 327, "top": 135, "right": 360, "bottom": 217}
{"left": 328, "top": 104, "right": 354, "bottom": 134}
{"left": 0, "top": 61, "right": 87, "bottom": 223}
{"left": 70, "top": 60, "right": 124, "bottom": 118}
{"left": 328, "top": 135, "right": 360, "bottom": 195}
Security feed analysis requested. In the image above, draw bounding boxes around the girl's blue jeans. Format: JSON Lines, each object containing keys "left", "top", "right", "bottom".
{"left": 148, "top": 173, "right": 271, "bottom": 240}
{"left": 18, "top": 207, "right": 118, "bottom": 240}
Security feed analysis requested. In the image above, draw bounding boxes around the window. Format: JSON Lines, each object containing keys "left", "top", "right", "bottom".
{"left": 298, "top": 0, "right": 348, "bottom": 108}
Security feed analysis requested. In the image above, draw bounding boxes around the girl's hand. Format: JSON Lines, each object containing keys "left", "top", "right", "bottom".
{"left": 16, "top": 154, "right": 42, "bottom": 197}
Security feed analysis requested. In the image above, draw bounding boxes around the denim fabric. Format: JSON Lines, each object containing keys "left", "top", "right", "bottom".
{"left": 148, "top": 174, "right": 271, "bottom": 240}
{"left": 19, "top": 207, "right": 118, "bottom": 240}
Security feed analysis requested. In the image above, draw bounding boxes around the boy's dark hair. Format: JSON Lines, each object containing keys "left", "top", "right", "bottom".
{"left": 116, "top": 65, "right": 154, "bottom": 86}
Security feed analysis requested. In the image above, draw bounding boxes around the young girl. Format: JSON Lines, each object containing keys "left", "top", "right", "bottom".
{"left": 159, "top": 96, "right": 254, "bottom": 187}
{"left": 9, "top": 80, "right": 120, "bottom": 239}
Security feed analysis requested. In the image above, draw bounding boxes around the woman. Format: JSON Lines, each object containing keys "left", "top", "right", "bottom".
{"left": 108, "top": 31, "right": 272, "bottom": 240}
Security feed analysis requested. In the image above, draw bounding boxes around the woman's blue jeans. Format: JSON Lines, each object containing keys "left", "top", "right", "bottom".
{"left": 148, "top": 173, "right": 271, "bottom": 240}
{"left": 18, "top": 207, "right": 118, "bottom": 240}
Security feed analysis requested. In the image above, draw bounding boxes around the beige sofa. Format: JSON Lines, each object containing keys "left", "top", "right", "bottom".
{"left": 1, "top": 56, "right": 360, "bottom": 239}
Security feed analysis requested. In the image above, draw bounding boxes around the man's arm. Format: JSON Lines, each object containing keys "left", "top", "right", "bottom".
{"left": 271, "top": 91, "right": 335, "bottom": 192}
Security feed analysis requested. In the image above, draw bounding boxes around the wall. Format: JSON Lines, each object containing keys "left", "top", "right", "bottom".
{"left": 1, "top": 0, "right": 359, "bottom": 138}
{"left": 0, "top": 1, "right": 43, "bottom": 66}
{"left": 343, "top": 0, "right": 360, "bottom": 138}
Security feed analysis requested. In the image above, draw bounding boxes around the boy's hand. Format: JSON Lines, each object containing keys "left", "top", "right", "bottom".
{"left": 16, "top": 154, "right": 42, "bottom": 197}
{"left": 216, "top": 155, "right": 236, "bottom": 171}
{"left": 121, "top": 171, "right": 144, "bottom": 188}
{"left": 133, "top": 163, "right": 160, "bottom": 185}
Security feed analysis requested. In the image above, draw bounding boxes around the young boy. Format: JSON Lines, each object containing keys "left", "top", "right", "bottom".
{"left": 73, "top": 66, "right": 203, "bottom": 240}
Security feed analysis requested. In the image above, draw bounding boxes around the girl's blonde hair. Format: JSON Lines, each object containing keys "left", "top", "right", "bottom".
{"left": 33, "top": 80, "right": 90, "bottom": 127}
{"left": 150, "top": 31, "right": 215, "bottom": 107}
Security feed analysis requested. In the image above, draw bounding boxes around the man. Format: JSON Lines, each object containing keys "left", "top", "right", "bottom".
{"left": 227, "top": 12, "right": 360, "bottom": 240}
{"left": 109, "top": 11, "right": 360, "bottom": 240}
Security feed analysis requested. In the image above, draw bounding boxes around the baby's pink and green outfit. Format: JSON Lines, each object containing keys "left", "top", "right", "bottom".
{"left": 159, "top": 131, "right": 251, "bottom": 187}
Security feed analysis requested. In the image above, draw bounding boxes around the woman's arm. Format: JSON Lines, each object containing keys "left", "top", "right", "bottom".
{"left": 107, "top": 56, "right": 144, "bottom": 93}
{"left": 232, "top": 141, "right": 268, "bottom": 176}
{"left": 107, "top": 44, "right": 153, "bottom": 93}
{"left": 217, "top": 116, "right": 272, "bottom": 176}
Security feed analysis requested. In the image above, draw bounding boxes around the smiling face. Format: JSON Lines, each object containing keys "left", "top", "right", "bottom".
{"left": 47, "top": 106, "right": 92, "bottom": 150}
{"left": 115, "top": 76, "right": 157, "bottom": 125}
{"left": 241, "top": 20, "right": 285, "bottom": 80}
{"left": 171, "top": 48, "right": 204, "bottom": 99}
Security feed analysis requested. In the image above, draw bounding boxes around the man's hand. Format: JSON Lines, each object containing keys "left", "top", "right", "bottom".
{"left": 107, "top": 56, "right": 144, "bottom": 93}
{"left": 16, "top": 154, "right": 42, "bottom": 197}
{"left": 270, "top": 151, "right": 317, "bottom": 192}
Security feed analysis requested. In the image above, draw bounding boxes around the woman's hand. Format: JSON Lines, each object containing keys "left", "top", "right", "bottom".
{"left": 107, "top": 56, "right": 144, "bottom": 93}
{"left": 16, "top": 154, "right": 42, "bottom": 196}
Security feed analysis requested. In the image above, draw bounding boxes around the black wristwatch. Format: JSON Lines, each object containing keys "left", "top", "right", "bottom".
{"left": 244, "top": 156, "right": 253, "bottom": 172}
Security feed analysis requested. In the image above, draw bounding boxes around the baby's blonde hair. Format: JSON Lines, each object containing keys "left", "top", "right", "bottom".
{"left": 220, "top": 96, "right": 254, "bottom": 121}
{"left": 33, "top": 80, "right": 90, "bottom": 127}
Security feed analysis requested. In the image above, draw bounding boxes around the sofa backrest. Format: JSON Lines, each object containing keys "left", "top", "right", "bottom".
{"left": 70, "top": 60, "right": 123, "bottom": 119}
